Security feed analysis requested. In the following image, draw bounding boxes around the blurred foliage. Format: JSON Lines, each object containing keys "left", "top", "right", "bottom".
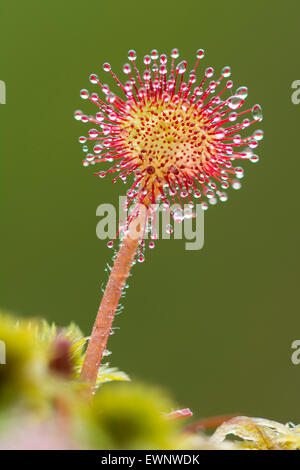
{"left": 0, "top": 313, "right": 49, "bottom": 408}
{"left": 0, "top": 311, "right": 214, "bottom": 449}
{"left": 212, "top": 416, "right": 300, "bottom": 450}
{"left": 90, "top": 383, "right": 179, "bottom": 449}
{"left": 0, "top": 311, "right": 298, "bottom": 450}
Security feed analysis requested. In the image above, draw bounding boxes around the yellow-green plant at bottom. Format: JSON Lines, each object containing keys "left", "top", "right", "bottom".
{"left": 88, "top": 383, "right": 229, "bottom": 450}
{"left": 0, "top": 313, "right": 49, "bottom": 408}
{"left": 212, "top": 416, "right": 300, "bottom": 450}
{"left": 89, "top": 383, "right": 182, "bottom": 449}
{"left": 1, "top": 311, "right": 300, "bottom": 451}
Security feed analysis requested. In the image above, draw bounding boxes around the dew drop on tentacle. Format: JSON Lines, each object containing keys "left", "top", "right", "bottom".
{"left": 235, "top": 86, "right": 248, "bottom": 99}
{"left": 89, "top": 128, "right": 98, "bottom": 138}
{"left": 205, "top": 67, "right": 214, "bottom": 78}
{"left": 221, "top": 181, "right": 229, "bottom": 190}
{"left": 160, "top": 53, "right": 167, "bottom": 65}
{"left": 93, "top": 145, "right": 102, "bottom": 154}
{"left": 128, "top": 49, "right": 137, "bottom": 61}
{"left": 138, "top": 254, "right": 145, "bottom": 263}
{"left": 242, "top": 119, "right": 251, "bottom": 129}
{"left": 252, "top": 129, "right": 264, "bottom": 141}
{"left": 233, "top": 134, "right": 242, "bottom": 144}
{"left": 80, "top": 89, "right": 89, "bottom": 99}
{"left": 221, "top": 66, "right": 231, "bottom": 77}
{"left": 171, "top": 48, "right": 179, "bottom": 59}
{"left": 103, "top": 349, "right": 112, "bottom": 357}
{"left": 232, "top": 180, "right": 242, "bottom": 190}
{"left": 151, "top": 49, "right": 159, "bottom": 60}
{"left": 252, "top": 104, "right": 263, "bottom": 122}
{"left": 250, "top": 154, "right": 259, "bottom": 163}
{"left": 227, "top": 95, "right": 244, "bottom": 110}
{"left": 176, "top": 61, "right": 187, "bottom": 74}
{"left": 81, "top": 114, "right": 89, "bottom": 123}
{"left": 123, "top": 63, "right": 131, "bottom": 75}
{"left": 143, "top": 54, "right": 151, "bottom": 65}
{"left": 103, "top": 62, "right": 111, "bottom": 72}
{"left": 248, "top": 139, "right": 258, "bottom": 149}
{"left": 86, "top": 154, "right": 94, "bottom": 162}
{"left": 228, "top": 112, "right": 237, "bottom": 122}
{"left": 214, "top": 128, "right": 226, "bottom": 140}
{"left": 219, "top": 192, "right": 228, "bottom": 202}
{"left": 89, "top": 74, "right": 99, "bottom": 84}
{"left": 74, "top": 110, "right": 83, "bottom": 120}
{"left": 235, "top": 167, "right": 244, "bottom": 179}
{"left": 196, "top": 49, "right": 205, "bottom": 59}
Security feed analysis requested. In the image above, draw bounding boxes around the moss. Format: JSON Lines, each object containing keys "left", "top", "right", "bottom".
{"left": 90, "top": 382, "right": 181, "bottom": 450}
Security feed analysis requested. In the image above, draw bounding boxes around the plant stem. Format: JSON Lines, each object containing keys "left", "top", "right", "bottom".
{"left": 80, "top": 210, "right": 146, "bottom": 396}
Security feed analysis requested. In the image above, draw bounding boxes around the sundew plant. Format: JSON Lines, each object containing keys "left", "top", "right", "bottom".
{"left": 3, "top": 47, "right": 300, "bottom": 451}
{"left": 75, "top": 48, "right": 263, "bottom": 394}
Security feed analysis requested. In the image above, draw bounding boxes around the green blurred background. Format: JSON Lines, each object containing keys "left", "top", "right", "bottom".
{"left": 1, "top": 0, "right": 300, "bottom": 423}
